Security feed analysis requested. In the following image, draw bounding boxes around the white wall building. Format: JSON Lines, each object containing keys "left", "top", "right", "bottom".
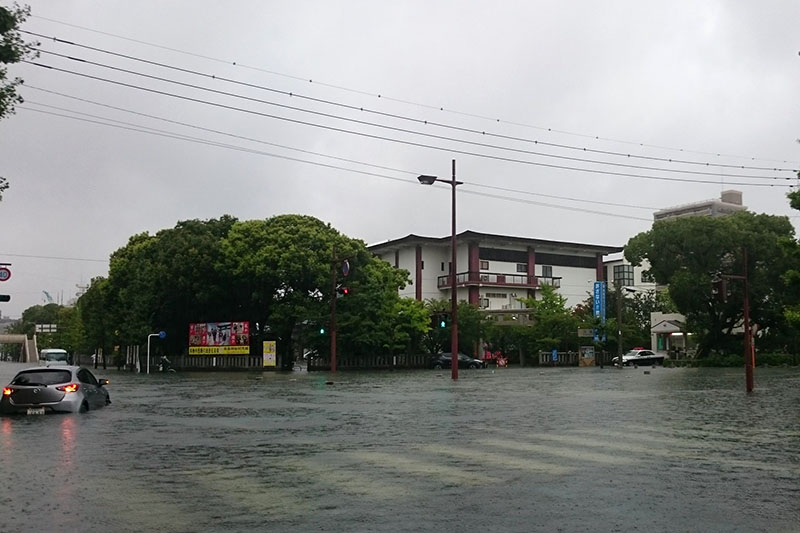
{"left": 653, "top": 189, "right": 746, "bottom": 221}
{"left": 368, "top": 231, "right": 622, "bottom": 309}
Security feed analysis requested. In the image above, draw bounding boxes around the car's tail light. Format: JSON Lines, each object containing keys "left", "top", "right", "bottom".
{"left": 2, "top": 387, "right": 11, "bottom": 396}
{"left": 56, "top": 383, "right": 79, "bottom": 393}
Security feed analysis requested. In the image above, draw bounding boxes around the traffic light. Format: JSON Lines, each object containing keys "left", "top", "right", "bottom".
{"left": 712, "top": 278, "right": 727, "bottom": 302}
{"left": 439, "top": 315, "right": 446, "bottom": 328}
{"left": 336, "top": 284, "right": 350, "bottom": 298}
{"left": 319, "top": 327, "right": 326, "bottom": 335}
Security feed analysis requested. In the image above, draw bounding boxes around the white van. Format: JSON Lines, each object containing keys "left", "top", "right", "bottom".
{"left": 40, "top": 348, "right": 71, "bottom": 366}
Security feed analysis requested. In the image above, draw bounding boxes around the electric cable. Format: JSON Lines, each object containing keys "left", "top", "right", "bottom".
{"left": 27, "top": 40, "right": 796, "bottom": 179}
{"left": 22, "top": 60, "right": 793, "bottom": 188}
{"left": 25, "top": 18, "right": 800, "bottom": 167}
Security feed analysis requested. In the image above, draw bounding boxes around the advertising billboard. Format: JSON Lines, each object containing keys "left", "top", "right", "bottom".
{"left": 188, "top": 321, "right": 250, "bottom": 355}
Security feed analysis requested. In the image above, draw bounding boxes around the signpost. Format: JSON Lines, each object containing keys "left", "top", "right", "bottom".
{"left": 593, "top": 281, "right": 607, "bottom": 342}
{"left": 0, "top": 264, "right": 11, "bottom": 302}
{"left": 262, "top": 341, "right": 276, "bottom": 367}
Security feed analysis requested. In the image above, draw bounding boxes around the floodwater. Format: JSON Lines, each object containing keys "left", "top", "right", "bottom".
{"left": 0, "top": 363, "right": 798, "bottom": 532}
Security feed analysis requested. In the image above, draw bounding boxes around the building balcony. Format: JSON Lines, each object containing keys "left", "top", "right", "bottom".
{"left": 436, "top": 271, "right": 561, "bottom": 289}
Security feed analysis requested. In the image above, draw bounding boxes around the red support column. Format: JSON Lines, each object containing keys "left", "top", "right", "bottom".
{"left": 415, "top": 245, "right": 422, "bottom": 301}
{"left": 469, "top": 242, "right": 479, "bottom": 305}
{"left": 596, "top": 253, "right": 605, "bottom": 281}
{"left": 527, "top": 247, "right": 536, "bottom": 299}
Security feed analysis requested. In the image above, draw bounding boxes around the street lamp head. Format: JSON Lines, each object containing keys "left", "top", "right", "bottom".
{"left": 417, "top": 174, "right": 437, "bottom": 185}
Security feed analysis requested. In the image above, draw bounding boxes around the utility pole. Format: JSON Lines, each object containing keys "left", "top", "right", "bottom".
{"left": 717, "top": 248, "right": 754, "bottom": 393}
{"left": 616, "top": 279, "right": 623, "bottom": 368}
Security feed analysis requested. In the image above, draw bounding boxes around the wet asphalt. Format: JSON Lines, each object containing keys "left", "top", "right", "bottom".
{"left": 0, "top": 362, "right": 798, "bottom": 532}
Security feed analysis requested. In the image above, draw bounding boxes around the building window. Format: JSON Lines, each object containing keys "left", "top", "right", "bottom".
{"left": 516, "top": 263, "right": 527, "bottom": 273}
{"left": 613, "top": 264, "right": 634, "bottom": 287}
{"left": 421, "top": 261, "right": 424, "bottom": 270}
{"left": 479, "top": 260, "right": 489, "bottom": 270}
{"left": 479, "top": 298, "right": 490, "bottom": 308}
{"left": 541, "top": 265, "right": 553, "bottom": 278}
{"left": 441, "top": 262, "right": 445, "bottom": 272}
{"left": 485, "top": 292, "right": 508, "bottom": 299}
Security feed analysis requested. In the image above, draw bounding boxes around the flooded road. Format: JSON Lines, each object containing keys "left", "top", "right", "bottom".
{"left": 1, "top": 363, "right": 798, "bottom": 532}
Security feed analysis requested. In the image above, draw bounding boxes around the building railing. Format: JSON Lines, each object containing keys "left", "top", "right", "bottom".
{"left": 437, "top": 271, "right": 561, "bottom": 289}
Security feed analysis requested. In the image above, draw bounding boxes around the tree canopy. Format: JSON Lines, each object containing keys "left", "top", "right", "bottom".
{"left": 74, "top": 214, "right": 429, "bottom": 368}
{"left": 1, "top": 2, "right": 37, "bottom": 201}
{"left": 625, "top": 210, "right": 796, "bottom": 356}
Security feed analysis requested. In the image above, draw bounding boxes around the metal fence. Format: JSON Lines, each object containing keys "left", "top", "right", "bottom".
{"left": 307, "top": 353, "right": 431, "bottom": 371}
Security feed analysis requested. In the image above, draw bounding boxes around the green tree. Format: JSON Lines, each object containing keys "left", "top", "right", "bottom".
{"left": 336, "top": 258, "right": 426, "bottom": 359}
{"left": 625, "top": 211, "right": 794, "bottom": 357}
{"left": 1, "top": 2, "right": 38, "bottom": 201}
{"left": 101, "top": 216, "right": 238, "bottom": 354}
{"left": 77, "top": 277, "right": 112, "bottom": 354}
{"left": 518, "top": 284, "right": 580, "bottom": 354}
{"left": 219, "top": 215, "right": 349, "bottom": 368}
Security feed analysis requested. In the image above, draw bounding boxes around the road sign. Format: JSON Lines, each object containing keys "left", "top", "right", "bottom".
{"left": 159, "top": 330, "right": 167, "bottom": 339}
{"left": 0, "top": 267, "right": 11, "bottom": 282}
{"left": 578, "top": 328, "right": 594, "bottom": 337}
{"left": 342, "top": 259, "right": 350, "bottom": 277}
{"left": 551, "top": 349, "right": 558, "bottom": 362}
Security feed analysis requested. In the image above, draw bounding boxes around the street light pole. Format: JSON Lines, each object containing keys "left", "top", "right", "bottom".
{"left": 146, "top": 333, "right": 159, "bottom": 375}
{"left": 448, "top": 160, "right": 459, "bottom": 381}
{"left": 418, "top": 159, "right": 463, "bottom": 381}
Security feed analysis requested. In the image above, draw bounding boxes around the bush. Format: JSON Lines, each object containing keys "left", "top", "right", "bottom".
{"left": 664, "top": 352, "right": 799, "bottom": 367}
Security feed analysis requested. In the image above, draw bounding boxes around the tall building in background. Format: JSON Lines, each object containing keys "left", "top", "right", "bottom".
{"left": 653, "top": 190, "right": 746, "bottom": 221}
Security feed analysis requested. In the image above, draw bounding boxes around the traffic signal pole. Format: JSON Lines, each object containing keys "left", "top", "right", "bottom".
{"left": 330, "top": 247, "right": 338, "bottom": 374}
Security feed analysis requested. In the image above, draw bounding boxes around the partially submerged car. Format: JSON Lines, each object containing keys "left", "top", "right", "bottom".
{"left": 1, "top": 366, "right": 110, "bottom": 415}
{"left": 611, "top": 349, "right": 665, "bottom": 367}
{"left": 430, "top": 352, "right": 488, "bottom": 369}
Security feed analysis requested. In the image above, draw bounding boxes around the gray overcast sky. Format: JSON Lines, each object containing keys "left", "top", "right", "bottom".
{"left": 1, "top": 0, "right": 799, "bottom": 317}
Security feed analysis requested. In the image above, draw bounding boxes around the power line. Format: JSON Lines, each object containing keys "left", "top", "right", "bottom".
{"left": 33, "top": 47, "right": 788, "bottom": 181}
{"left": 22, "top": 60, "right": 794, "bottom": 189}
{"left": 24, "top": 87, "right": 661, "bottom": 211}
{"left": 27, "top": 17, "right": 800, "bottom": 167}
{"left": 17, "top": 104, "right": 658, "bottom": 222}
{"left": 1, "top": 252, "right": 108, "bottom": 263}
{"left": 22, "top": 30, "right": 798, "bottom": 175}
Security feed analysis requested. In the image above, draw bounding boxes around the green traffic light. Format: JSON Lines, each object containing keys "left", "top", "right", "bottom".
{"left": 440, "top": 320, "right": 446, "bottom": 328}
{"left": 319, "top": 328, "right": 325, "bottom": 334}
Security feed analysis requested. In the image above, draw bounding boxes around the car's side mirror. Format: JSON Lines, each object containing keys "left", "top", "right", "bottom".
{"left": 98, "top": 379, "right": 110, "bottom": 386}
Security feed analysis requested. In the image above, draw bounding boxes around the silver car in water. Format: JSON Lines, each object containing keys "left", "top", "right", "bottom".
{"left": 1, "top": 366, "right": 111, "bottom": 415}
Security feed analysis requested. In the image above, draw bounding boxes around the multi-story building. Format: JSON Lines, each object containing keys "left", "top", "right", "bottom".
{"left": 653, "top": 189, "right": 745, "bottom": 221}
{"left": 368, "top": 230, "right": 622, "bottom": 310}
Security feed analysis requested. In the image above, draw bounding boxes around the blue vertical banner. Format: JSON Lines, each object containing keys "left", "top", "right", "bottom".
{"left": 593, "top": 281, "right": 607, "bottom": 342}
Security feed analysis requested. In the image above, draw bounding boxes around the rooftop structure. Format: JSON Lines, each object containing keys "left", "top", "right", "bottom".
{"left": 653, "top": 190, "right": 746, "bottom": 221}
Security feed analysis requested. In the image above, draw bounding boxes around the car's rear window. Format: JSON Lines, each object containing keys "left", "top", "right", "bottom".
{"left": 12, "top": 370, "right": 72, "bottom": 386}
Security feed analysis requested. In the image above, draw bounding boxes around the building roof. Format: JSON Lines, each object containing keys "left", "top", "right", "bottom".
{"left": 367, "top": 230, "right": 623, "bottom": 255}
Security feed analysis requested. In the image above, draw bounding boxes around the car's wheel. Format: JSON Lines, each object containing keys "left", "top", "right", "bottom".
{"left": 434, "top": 363, "right": 443, "bottom": 370}
{"left": 79, "top": 401, "right": 89, "bottom": 413}
{"left": 468, "top": 363, "right": 478, "bottom": 369}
